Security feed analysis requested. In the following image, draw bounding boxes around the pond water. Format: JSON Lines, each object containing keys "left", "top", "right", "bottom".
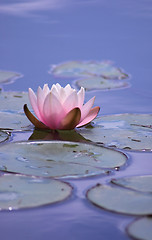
{"left": 0, "top": 0, "right": 152, "bottom": 239}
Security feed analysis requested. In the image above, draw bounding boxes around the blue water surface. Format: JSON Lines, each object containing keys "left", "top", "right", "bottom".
{"left": 0, "top": 1, "right": 152, "bottom": 239}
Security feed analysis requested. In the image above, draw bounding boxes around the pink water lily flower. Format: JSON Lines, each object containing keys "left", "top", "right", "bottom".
{"left": 24, "top": 83, "right": 100, "bottom": 130}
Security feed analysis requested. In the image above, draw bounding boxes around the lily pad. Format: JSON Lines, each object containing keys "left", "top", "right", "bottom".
{"left": 0, "top": 71, "right": 22, "bottom": 85}
{"left": 75, "top": 77, "right": 129, "bottom": 91}
{"left": 50, "top": 60, "right": 128, "bottom": 79}
{"left": 0, "top": 91, "right": 29, "bottom": 112}
{"left": 0, "top": 141, "right": 127, "bottom": 178}
{"left": 0, "top": 112, "right": 31, "bottom": 131}
{"left": 0, "top": 174, "right": 72, "bottom": 210}
{"left": 0, "top": 131, "right": 10, "bottom": 143}
{"left": 112, "top": 175, "right": 152, "bottom": 193}
{"left": 127, "top": 217, "right": 152, "bottom": 240}
{"left": 87, "top": 184, "right": 152, "bottom": 216}
{"left": 78, "top": 114, "right": 152, "bottom": 151}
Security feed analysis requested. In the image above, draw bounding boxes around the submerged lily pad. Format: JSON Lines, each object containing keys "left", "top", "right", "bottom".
{"left": 0, "top": 141, "right": 127, "bottom": 178}
{"left": 0, "top": 131, "right": 10, "bottom": 143}
{"left": 0, "top": 174, "right": 72, "bottom": 210}
{"left": 87, "top": 184, "right": 152, "bottom": 215}
{"left": 50, "top": 60, "right": 128, "bottom": 79}
{"left": 0, "top": 91, "right": 29, "bottom": 112}
{"left": 78, "top": 114, "right": 152, "bottom": 151}
{"left": 127, "top": 217, "right": 152, "bottom": 240}
{"left": 75, "top": 77, "right": 129, "bottom": 91}
{"left": 0, "top": 112, "right": 31, "bottom": 131}
{"left": 112, "top": 175, "right": 152, "bottom": 193}
{"left": 0, "top": 71, "right": 22, "bottom": 85}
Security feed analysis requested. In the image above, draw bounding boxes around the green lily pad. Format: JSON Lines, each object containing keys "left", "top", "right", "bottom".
{"left": 127, "top": 217, "right": 152, "bottom": 240}
{"left": 0, "top": 71, "right": 22, "bottom": 85}
{"left": 0, "top": 141, "right": 127, "bottom": 178}
{"left": 0, "top": 174, "right": 72, "bottom": 210}
{"left": 112, "top": 175, "right": 152, "bottom": 193}
{"left": 78, "top": 114, "right": 152, "bottom": 151}
{"left": 0, "top": 112, "right": 31, "bottom": 131}
{"left": 0, "top": 131, "right": 10, "bottom": 143}
{"left": 87, "top": 184, "right": 152, "bottom": 216}
{"left": 0, "top": 91, "right": 29, "bottom": 112}
{"left": 75, "top": 77, "right": 129, "bottom": 91}
{"left": 50, "top": 60, "right": 128, "bottom": 79}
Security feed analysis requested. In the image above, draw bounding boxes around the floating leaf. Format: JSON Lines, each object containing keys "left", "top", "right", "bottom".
{"left": 78, "top": 114, "right": 152, "bottom": 151}
{"left": 0, "top": 112, "right": 31, "bottom": 131}
{"left": 112, "top": 175, "right": 152, "bottom": 193}
{"left": 87, "top": 184, "right": 152, "bottom": 215}
{"left": 0, "top": 141, "right": 127, "bottom": 178}
{"left": 0, "top": 174, "right": 72, "bottom": 210}
{"left": 51, "top": 60, "right": 128, "bottom": 79}
{"left": 75, "top": 77, "right": 129, "bottom": 91}
{"left": 0, "top": 71, "right": 22, "bottom": 85}
{"left": 0, "top": 91, "right": 29, "bottom": 112}
{"left": 127, "top": 217, "right": 152, "bottom": 240}
{"left": 0, "top": 131, "right": 10, "bottom": 143}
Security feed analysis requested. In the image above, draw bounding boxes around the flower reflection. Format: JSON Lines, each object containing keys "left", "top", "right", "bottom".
{"left": 24, "top": 83, "right": 100, "bottom": 130}
{"left": 29, "top": 128, "right": 90, "bottom": 143}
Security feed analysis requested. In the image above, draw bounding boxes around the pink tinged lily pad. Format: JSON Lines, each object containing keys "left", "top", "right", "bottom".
{"left": 0, "top": 71, "right": 22, "bottom": 85}
{"left": 0, "top": 174, "right": 72, "bottom": 210}
{"left": 127, "top": 217, "right": 152, "bottom": 240}
{"left": 87, "top": 183, "right": 152, "bottom": 216}
{"left": 50, "top": 60, "right": 128, "bottom": 80}
{"left": 0, "top": 141, "right": 127, "bottom": 178}
{"left": 78, "top": 114, "right": 152, "bottom": 151}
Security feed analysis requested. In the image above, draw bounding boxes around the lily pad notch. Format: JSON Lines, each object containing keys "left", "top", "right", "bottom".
{"left": 87, "top": 175, "right": 152, "bottom": 216}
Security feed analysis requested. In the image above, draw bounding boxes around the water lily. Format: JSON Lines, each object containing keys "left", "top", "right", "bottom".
{"left": 24, "top": 83, "right": 100, "bottom": 130}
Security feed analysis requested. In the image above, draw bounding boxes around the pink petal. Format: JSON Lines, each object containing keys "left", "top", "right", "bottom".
{"left": 76, "top": 106, "right": 100, "bottom": 127}
{"left": 63, "top": 90, "right": 78, "bottom": 113}
{"left": 59, "top": 87, "right": 66, "bottom": 103}
{"left": 43, "top": 92, "right": 65, "bottom": 129}
{"left": 80, "top": 96, "right": 95, "bottom": 122}
{"left": 51, "top": 84, "right": 60, "bottom": 99}
{"left": 56, "top": 83, "right": 62, "bottom": 91}
{"left": 28, "top": 88, "right": 42, "bottom": 121}
{"left": 43, "top": 84, "right": 50, "bottom": 96}
{"left": 37, "top": 84, "right": 51, "bottom": 124}
{"left": 37, "top": 87, "right": 46, "bottom": 122}
{"left": 77, "top": 87, "right": 85, "bottom": 108}
{"left": 64, "top": 84, "right": 74, "bottom": 97}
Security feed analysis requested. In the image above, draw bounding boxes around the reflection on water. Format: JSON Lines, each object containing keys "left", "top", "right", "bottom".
{"left": 0, "top": 0, "right": 66, "bottom": 17}
{"left": 0, "top": 0, "right": 152, "bottom": 19}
